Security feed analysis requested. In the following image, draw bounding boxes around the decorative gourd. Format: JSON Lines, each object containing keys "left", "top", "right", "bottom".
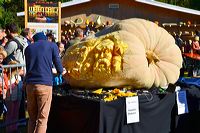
{"left": 62, "top": 18, "right": 182, "bottom": 89}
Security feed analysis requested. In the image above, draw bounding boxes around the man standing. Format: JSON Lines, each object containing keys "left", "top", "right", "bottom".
{"left": 24, "top": 32, "right": 65, "bottom": 133}
{"left": 68, "top": 27, "right": 84, "bottom": 47}
{"left": 21, "top": 28, "right": 33, "bottom": 45}
{"left": 4, "top": 23, "right": 28, "bottom": 64}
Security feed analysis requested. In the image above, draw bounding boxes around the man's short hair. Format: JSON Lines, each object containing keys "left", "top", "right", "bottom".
{"left": 74, "top": 28, "right": 83, "bottom": 37}
{"left": 6, "top": 23, "right": 18, "bottom": 33}
{"left": 21, "top": 28, "right": 30, "bottom": 37}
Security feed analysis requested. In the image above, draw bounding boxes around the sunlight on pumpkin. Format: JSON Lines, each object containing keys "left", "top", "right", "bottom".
{"left": 66, "top": 33, "right": 128, "bottom": 80}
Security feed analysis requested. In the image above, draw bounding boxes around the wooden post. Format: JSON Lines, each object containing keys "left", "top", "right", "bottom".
{"left": 24, "top": 0, "right": 28, "bottom": 28}
{"left": 58, "top": 2, "right": 61, "bottom": 42}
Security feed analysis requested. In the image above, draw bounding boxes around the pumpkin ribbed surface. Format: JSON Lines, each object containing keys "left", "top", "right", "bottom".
{"left": 62, "top": 18, "right": 182, "bottom": 89}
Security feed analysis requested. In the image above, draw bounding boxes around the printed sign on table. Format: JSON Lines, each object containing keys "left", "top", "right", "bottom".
{"left": 126, "top": 96, "right": 140, "bottom": 124}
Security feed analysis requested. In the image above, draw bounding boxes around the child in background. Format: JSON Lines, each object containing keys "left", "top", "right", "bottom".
{"left": 5, "top": 60, "right": 23, "bottom": 133}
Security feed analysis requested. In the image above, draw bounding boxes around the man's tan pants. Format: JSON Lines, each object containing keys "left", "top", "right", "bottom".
{"left": 26, "top": 84, "right": 52, "bottom": 133}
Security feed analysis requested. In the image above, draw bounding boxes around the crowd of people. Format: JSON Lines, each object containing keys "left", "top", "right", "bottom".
{"left": 173, "top": 30, "right": 200, "bottom": 54}
{"left": 0, "top": 22, "right": 98, "bottom": 133}
{"left": 173, "top": 30, "right": 200, "bottom": 77}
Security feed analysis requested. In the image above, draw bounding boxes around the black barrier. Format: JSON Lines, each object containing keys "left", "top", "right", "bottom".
{"left": 0, "top": 64, "right": 26, "bottom": 132}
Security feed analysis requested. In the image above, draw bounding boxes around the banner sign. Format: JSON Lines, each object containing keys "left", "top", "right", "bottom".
{"left": 28, "top": 1, "right": 58, "bottom": 23}
{"left": 27, "top": 23, "right": 58, "bottom": 41}
{"left": 26, "top": 0, "right": 60, "bottom": 41}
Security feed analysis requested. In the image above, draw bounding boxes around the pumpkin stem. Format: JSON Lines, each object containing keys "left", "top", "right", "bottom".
{"left": 146, "top": 50, "right": 160, "bottom": 65}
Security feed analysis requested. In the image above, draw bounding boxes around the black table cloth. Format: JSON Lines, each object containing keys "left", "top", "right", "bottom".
{"left": 47, "top": 93, "right": 175, "bottom": 133}
{"left": 47, "top": 95, "right": 100, "bottom": 133}
{"left": 172, "top": 81, "right": 200, "bottom": 133}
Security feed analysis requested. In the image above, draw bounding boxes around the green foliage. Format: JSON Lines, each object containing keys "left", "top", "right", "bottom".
{"left": 0, "top": 0, "right": 72, "bottom": 28}
{"left": 0, "top": 6, "right": 4, "bottom": 19}
{"left": 156, "top": 0, "right": 200, "bottom": 11}
{"left": 46, "top": 0, "right": 72, "bottom": 2}
{"left": 190, "top": 0, "right": 200, "bottom": 11}
{"left": 0, "top": 10, "right": 16, "bottom": 27}
{"left": 0, "top": 0, "right": 24, "bottom": 28}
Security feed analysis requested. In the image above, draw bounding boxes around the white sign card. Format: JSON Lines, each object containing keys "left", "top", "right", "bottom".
{"left": 176, "top": 90, "right": 189, "bottom": 115}
{"left": 126, "top": 96, "right": 140, "bottom": 124}
{"left": 27, "top": 23, "right": 59, "bottom": 42}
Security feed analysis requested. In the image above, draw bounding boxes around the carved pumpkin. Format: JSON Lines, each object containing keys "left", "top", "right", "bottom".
{"left": 62, "top": 18, "right": 182, "bottom": 89}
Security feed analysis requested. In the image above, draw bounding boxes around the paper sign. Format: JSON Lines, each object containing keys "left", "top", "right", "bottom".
{"left": 126, "top": 96, "right": 139, "bottom": 124}
{"left": 176, "top": 90, "right": 189, "bottom": 115}
{"left": 175, "top": 86, "right": 181, "bottom": 92}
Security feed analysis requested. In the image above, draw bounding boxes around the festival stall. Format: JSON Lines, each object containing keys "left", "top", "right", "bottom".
{"left": 60, "top": 0, "right": 200, "bottom": 39}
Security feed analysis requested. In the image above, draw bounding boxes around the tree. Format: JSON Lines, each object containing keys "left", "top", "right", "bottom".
{"left": 156, "top": 0, "right": 200, "bottom": 11}
{"left": 0, "top": 0, "right": 24, "bottom": 28}
{"left": 0, "top": 0, "right": 72, "bottom": 28}
{"left": 46, "top": 0, "right": 72, "bottom": 2}
{"left": 190, "top": 0, "right": 200, "bottom": 11}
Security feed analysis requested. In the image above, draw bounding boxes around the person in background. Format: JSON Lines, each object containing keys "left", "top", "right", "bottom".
{"left": 24, "top": 32, "right": 66, "bottom": 133}
{"left": 192, "top": 35, "right": 200, "bottom": 54}
{"left": 46, "top": 33, "right": 56, "bottom": 43}
{"left": 21, "top": 28, "right": 33, "bottom": 45}
{"left": 68, "top": 28, "right": 84, "bottom": 47}
{"left": 0, "top": 47, "right": 8, "bottom": 99}
{"left": 4, "top": 23, "right": 28, "bottom": 65}
{"left": 174, "top": 33, "right": 184, "bottom": 50}
{"left": 0, "top": 37, "right": 8, "bottom": 47}
{"left": 56, "top": 41, "right": 65, "bottom": 59}
{"left": 184, "top": 40, "right": 192, "bottom": 53}
{"left": 5, "top": 60, "right": 24, "bottom": 133}
{"left": 195, "top": 30, "right": 200, "bottom": 37}
{"left": 0, "top": 48, "right": 8, "bottom": 117}
{"left": 0, "top": 27, "right": 7, "bottom": 47}
{"left": 0, "top": 27, "right": 5, "bottom": 41}
{"left": 19, "top": 28, "right": 33, "bottom": 127}
{"left": 61, "top": 35, "right": 69, "bottom": 49}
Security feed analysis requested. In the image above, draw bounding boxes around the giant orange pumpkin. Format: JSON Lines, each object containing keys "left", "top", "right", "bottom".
{"left": 62, "top": 18, "right": 182, "bottom": 89}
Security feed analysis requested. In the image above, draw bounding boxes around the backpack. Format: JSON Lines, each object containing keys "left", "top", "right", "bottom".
{"left": 13, "top": 38, "right": 24, "bottom": 55}
{"left": 4, "top": 36, "right": 28, "bottom": 64}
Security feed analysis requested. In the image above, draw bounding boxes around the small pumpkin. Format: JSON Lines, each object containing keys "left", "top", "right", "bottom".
{"left": 62, "top": 18, "right": 182, "bottom": 89}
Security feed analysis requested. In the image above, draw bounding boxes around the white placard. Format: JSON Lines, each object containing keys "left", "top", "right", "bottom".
{"left": 176, "top": 90, "right": 189, "bottom": 115}
{"left": 175, "top": 86, "right": 181, "bottom": 92}
{"left": 27, "top": 23, "right": 59, "bottom": 42}
{"left": 126, "top": 96, "right": 139, "bottom": 124}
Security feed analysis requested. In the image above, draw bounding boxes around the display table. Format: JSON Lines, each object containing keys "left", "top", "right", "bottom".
{"left": 47, "top": 92, "right": 175, "bottom": 133}
{"left": 173, "top": 78, "right": 200, "bottom": 133}
{"left": 182, "top": 53, "right": 200, "bottom": 77}
{"left": 47, "top": 78, "right": 200, "bottom": 133}
{"left": 47, "top": 95, "right": 100, "bottom": 133}
{"left": 183, "top": 53, "right": 200, "bottom": 61}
